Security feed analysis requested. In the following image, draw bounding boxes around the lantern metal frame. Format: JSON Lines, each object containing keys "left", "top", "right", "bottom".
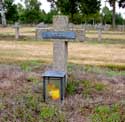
{"left": 42, "top": 70, "right": 66, "bottom": 102}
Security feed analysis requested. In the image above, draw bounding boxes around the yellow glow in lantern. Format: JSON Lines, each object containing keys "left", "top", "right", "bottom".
{"left": 47, "top": 83, "right": 60, "bottom": 100}
{"left": 51, "top": 89, "right": 60, "bottom": 100}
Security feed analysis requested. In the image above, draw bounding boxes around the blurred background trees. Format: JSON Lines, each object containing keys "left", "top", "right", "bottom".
{"left": 1, "top": 0, "right": 124, "bottom": 25}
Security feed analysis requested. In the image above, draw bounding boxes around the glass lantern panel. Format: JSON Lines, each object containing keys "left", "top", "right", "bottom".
{"left": 46, "top": 79, "right": 60, "bottom": 101}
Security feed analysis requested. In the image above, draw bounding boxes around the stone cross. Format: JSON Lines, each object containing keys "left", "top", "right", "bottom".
{"left": 53, "top": 16, "right": 69, "bottom": 73}
{"left": 13, "top": 22, "right": 20, "bottom": 39}
{"left": 36, "top": 15, "right": 85, "bottom": 73}
{"left": 97, "top": 24, "right": 103, "bottom": 41}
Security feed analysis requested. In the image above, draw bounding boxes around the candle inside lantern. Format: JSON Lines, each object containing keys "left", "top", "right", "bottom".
{"left": 47, "top": 83, "right": 60, "bottom": 100}
{"left": 51, "top": 88, "right": 60, "bottom": 100}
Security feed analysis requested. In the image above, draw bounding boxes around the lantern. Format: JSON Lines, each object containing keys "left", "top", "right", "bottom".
{"left": 42, "top": 70, "right": 66, "bottom": 102}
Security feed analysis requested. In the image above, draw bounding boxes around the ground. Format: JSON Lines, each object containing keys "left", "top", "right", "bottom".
{"left": 0, "top": 27, "right": 125, "bottom": 122}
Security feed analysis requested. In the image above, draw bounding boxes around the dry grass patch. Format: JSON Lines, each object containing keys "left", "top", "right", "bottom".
{"left": 69, "top": 43, "right": 125, "bottom": 66}
{"left": 0, "top": 40, "right": 125, "bottom": 67}
{"left": 0, "top": 27, "right": 35, "bottom": 37}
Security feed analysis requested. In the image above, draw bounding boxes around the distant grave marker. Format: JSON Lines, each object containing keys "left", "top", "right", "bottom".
{"left": 13, "top": 22, "right": 20, "bottom": 39}
{"left": 97, "top": 24, "right": 103, "bottom": 41}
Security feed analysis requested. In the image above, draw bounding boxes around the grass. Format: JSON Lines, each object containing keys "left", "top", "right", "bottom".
{"left": 0, "top": 27, "right": 125, "bottom": 121}
{"left": 82, "top": 80, "right": 106, "bottom": 97}
{"left": 66, "top": 79, "right": 106, "bottom": 97}
{"left": 66, "top": 81, "right": 78, "bottom": 95}
{"left": 20, "top": 60, "right": 43, "bottom": 71}
{"left": 0, "top": 40, "right": 124, "bottom": 70}
{"left": 83, "top": 65, "right": 125, "bottom": 76}
{"left": 91, "top": 103, "right": 125, "bottom": 122}
{"left": 0, "top": 26, "right": 124, "bottom": 69}
{"left": 0, "top": 92, "right": 65, "bottom": 122}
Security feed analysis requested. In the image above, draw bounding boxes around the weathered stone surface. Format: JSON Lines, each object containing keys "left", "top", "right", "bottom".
{"left": 53, "top": 16, "right": 68, "bottom": 31}
{"left": 36, "top": 28, "right": 53, "bottom": 40}
{"left": 36, "top": 15, "right": 85, "bottom": 72}
{"left": 36, "top": 22, "right": 45, "bottom": 28}
{"left": 36, "top": 17, "right": 85, "bottom": 42}
{"left": 53, "top": 16, "right": 68, "bottom": 72}
{"left": 13, "top": 22, "right": 20, "bottom": 39}
{"left": 76, "top": 29, "right": 85, "bottom": 42}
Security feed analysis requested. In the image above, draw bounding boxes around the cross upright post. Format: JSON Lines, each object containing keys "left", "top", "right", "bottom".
{"left": 53, "top": 16, "right": 69, "bottom": 73}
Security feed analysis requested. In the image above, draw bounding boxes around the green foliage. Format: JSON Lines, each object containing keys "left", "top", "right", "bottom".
{"left": 5, "top": 0, "right": 19, "bottom": 23}
{"left": 94, "top": 83, "right": 106, "bottom": 91}
{"left": 0, "top": 93, "right": 65, "bottom": 122}
{"left": 101, "top": 6, "right": 124, "bottom": 25}
{"left": 84, "top": 65, "right": 125, "bottom": 77}
{"left": 48, "top": 0, "right": 101, "bottom": 23}
{"left": 66, "top": 81, "right": 77, "bottom": 95}
{"left": 91, "top": 104, "right": 125, "bottom": 122}
{"left": 102, "top": 6, "right": 112, "bottom": 24}
{"left": 82, "top": 81, "right": 93, "bottom": 97}
{"left": 0, "top": 102, "right": 5, "bottom": 111}
{"left": 115, "top": 13, "right": 124, "bottom": 25}
{"left": 43, "top": 9, "right": 58, "bottom": 24}
{"left": 40, "top": 106, "right": 56, "bottom": 119}
{"left": 79, "top": 0, "right": 101, "bottom": 16}
{"left": 20, "top": 62, "right": 32, "bottom": 71}
{"left": 82, "top": 80, "right": 106, "bottom": 97}
{"left": 40, "top": 105, "right": 65, "bottom": 122}
{"left": 17, "top": 3, "right": 25, "bottom": 23}
{"left": 27, "top": 76, "right": 39, "bottom": 84}
{"left": 20, "top": 60, "right": 42, "bottom": 71}
{"left": 22, "top": 0, "right": 41, "bottom": 24}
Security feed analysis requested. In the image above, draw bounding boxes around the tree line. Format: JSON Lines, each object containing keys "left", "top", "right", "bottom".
{"left": 1, "top": 0, "right": 125, "bottom": 26}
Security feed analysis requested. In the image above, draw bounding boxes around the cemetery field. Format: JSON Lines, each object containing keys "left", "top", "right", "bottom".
{"left": 1, "top": 26, "right": 125, "bottom": 40}
{"left": 0, "top": 40, "right": 124, "bottom": 70}
{"left": 0, "top": 27, "right": 125, "bottom": 122}
{"left": 87, "top": 31, "right": 125, "bottom": 40}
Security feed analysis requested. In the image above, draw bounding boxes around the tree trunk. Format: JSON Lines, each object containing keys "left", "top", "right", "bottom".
{"left": 112, "top": 1, "right": 116, "bottom": 30}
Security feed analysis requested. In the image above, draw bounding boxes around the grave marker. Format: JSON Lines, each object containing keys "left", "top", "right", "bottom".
{"left": 97, "top": 24, "right": 103, "bottom": 41}
{"left": 36, "top": 15, "right": 85, "bottom": 73}
{"left": 13, "top": 22, "right": 20, "bottom": 39}
{"left": 40, "top": 16, "right": 85, "bottom": 102}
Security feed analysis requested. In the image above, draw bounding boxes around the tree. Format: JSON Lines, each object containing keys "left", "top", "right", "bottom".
{"left": 108, "top": 0, "right": 117, "bottom": 29}
{"left": 4, "top": 0, "right": 19, "bottom": 23}
{"left": 101, "top": 6, "right": 124, "bottom": 25}
{"left": 79, "top": 0, "right": 100, "bottom": 16}
{"left": 119, "top": 0, "right": 125, "bottom": 8}
{"left": 47, "top": 0, "right": 78, "bottom": 22}
{"left": 115, "top": 13, "right": 124, "bottom": 25}
{"left": 22, "top": 0, "right": 41, "bottom": 24}
{"left": 43, "top": 9, "right": 58, "bottom": 23}
{"left": 17, "top": 3, "right": 25, "bottom": 23}
{"left": 102, "top": 6, "right": 112, "bottom": 24}
{"left": 47, "top": 0, "right": 101, "bottom": 23}
{"left": 79, "top": 0, "right": 100, "bottom": 23}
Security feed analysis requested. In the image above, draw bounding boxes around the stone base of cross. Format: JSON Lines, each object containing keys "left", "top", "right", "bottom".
{"left": 36, "top": 15, "right": 85, "bottom": 74}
